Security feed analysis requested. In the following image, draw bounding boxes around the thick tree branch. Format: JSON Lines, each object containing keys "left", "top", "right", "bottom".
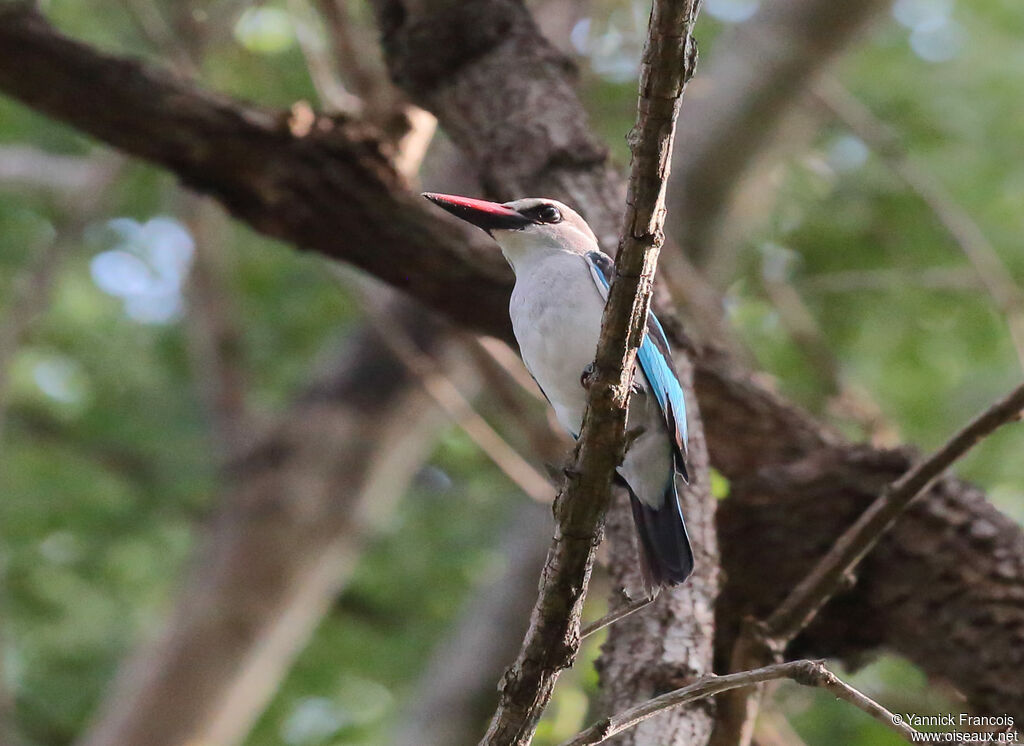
{"left": 716, "top": 444, "right": 1024, "bottom": 724}
{"left": 479, "top": 2, "right": 704, "bottom": 743}
{"left": 0, "top": 2, "right": 513, "bottom": 340}
{"left": 372, "top": 0, "right": 624, "bottom": 247}
{"left": 374, "top": 2, "right": 721, "bottom": 740}
{"left": 366, "top": 1, "right": 1024, "bottom": 722}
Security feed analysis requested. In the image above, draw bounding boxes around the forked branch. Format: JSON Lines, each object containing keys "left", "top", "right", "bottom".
{"left": 478, "top": 1, "right": 703, "bottom": 744}
{"left": 716, "top": 380, "right": 1024, "bottom": 746}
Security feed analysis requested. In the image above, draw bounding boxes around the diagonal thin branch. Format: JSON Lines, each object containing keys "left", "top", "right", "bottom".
{"left": 579, "top": 595, "right": 653, "bottom": 639}
{"left": 716, "top": 380, "right": 1024, "bottom": 746}
{"left": 558, "top": 659, "right": 922, "bottom": 746}
{"left": 763, "top": 380, "right": 1024, "bottom": 641}
{"left": 760, "top": 262, "right": 894, "bottom": 443}
{"left": 478, "top": 2, "right": 703, "bottom": 744}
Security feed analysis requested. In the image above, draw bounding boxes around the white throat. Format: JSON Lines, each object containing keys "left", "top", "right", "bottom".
{"left": 494, "top": 225, "right": 598, "bottom": 275}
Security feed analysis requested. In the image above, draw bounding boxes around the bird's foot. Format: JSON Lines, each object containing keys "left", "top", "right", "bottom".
{"left": 580, "top": 362, "right": 596, "bottom": 390}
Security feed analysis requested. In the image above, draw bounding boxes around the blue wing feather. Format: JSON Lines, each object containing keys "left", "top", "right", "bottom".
{"left": 584, "top": 251, "right": 689, "bottom": 478}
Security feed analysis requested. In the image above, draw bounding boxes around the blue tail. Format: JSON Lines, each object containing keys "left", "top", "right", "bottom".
{"left": 627, "top": 480, "right": 694, "bottom": 590}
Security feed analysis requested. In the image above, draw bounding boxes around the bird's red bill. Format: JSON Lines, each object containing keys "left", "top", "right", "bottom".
{"left": 422, "top": 192, "right": 520, "bottom": 217}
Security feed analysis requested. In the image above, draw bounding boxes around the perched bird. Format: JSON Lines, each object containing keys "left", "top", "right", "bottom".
{"left": 423, "top": 192, "right": 694, "bottom": 590}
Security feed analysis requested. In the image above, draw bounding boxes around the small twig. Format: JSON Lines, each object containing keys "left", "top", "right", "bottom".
{"left": 464, "top": 336, "right": 569, "bottom": 460}
{"left": 307, "top": 0, "right": 436, "bottom": 181}
{"left": 370, "top": 327, "right": 554, "bottom": 503}
{"left": 580, "top": 595, "right": 654, "bottom": 639}
{"left": 120, "top": 0, "right": 197, "bottom": 75}
{"left": 716, "top": 380, "right": 1024, "bottom": 746}
{"left": 760, "top": 266, "right": 892, "bottom": 441}
{"left": 558, "top": 659, "right": 922, "bottom": 746}
{"left": 181, "top": 196, "right": 251, "bottom": 460}
{"left": 471, "top": 336, "right": 548, "bottom": 403}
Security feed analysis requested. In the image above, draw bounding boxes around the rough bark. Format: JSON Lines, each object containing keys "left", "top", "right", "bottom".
{"left": 718, "top": 445, "right": 1024, "bottom": 721}
{"left": 2, "top": 2, "right": 1023, "bottom": 722}
{"left": 76, "top": 301, "right": 455, "bottom": 746}
{"left": 372, "top": 0, "right": 624, "bottom": 247}
{"left": 716, "top": 383, "right": 1024, "bottom": 746}
{"left": 0, "top": 3, "right": 513, "bottom": 340}
{"left": 478, "top": 0, "right": 710, "bottom": 738}
{"left": 598, "top": 354, "right": 718, "bottom": 745}
{"left": 367, "top": 0, "right": 1024, "bottom": 723}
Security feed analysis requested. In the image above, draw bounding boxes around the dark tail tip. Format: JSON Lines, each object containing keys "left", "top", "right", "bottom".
{"left": 628, "top": 483, "right": 694, "bottom": 590}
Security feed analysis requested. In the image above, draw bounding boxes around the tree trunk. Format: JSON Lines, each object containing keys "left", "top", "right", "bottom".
{"left": 77, "top": 300, "right": 458, "bottom": 746}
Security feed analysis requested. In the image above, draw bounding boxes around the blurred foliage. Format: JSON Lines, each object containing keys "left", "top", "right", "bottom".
{"left": 1, "top": 0, "right": 1022, "bottom": 745}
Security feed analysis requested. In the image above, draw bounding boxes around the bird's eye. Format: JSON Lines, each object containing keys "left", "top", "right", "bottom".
{"left": 536, "top": 205, "right": 562, "bottom": 224}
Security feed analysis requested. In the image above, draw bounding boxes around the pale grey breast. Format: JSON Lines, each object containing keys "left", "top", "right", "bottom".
{"left": 509, "top": 251, "right": 604, "bottom": 434}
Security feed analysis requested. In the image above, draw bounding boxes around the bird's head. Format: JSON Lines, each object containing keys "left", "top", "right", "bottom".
{"left": 423, "top": 192, "right": 598, "bottom": 268}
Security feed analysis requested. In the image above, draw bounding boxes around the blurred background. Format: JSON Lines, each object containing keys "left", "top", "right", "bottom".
{"left": 1, "top": 0, "right": 1022, "bottom": 744}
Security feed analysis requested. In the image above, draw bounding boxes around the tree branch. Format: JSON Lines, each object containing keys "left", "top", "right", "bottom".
{"left": 766, "top": 381, "right": 1024, "bottom": 641}
{"left": 355, "top": 281, "right": 553, "bottom": 502}
{"left": 0, "top": 2, "right": 514, "bottom": 340}
{"left": 716, "top": 382, "right": 1024, "bottom": 746}
{"left": 478, "top": 2, "right": 703, "bottom": 743}
{"left": 180, "top": 196, "right": 252, "bottom": 460}
{"left": 559, "top": 660, "right": 921, "bottom": 746}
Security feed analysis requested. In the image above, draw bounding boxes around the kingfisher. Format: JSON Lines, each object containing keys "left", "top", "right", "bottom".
{"left": 423, "top": 192, "right": 694, "bottom": 590}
